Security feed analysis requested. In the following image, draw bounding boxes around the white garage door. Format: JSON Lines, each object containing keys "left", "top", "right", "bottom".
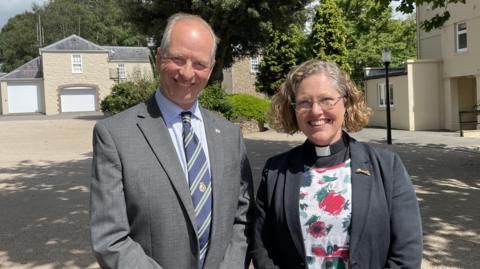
{"left": 7, "top": 85, "right": 42, "bottom": 113}
{"left": 60, "top": 88, "right": 96, "bottom": 112}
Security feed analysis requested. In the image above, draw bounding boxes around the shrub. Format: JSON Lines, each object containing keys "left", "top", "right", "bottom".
{"left": 199, "top": 83, "right": 232, "bottom": 118}
{"left": 101, "top": 78, "right": 157, "bottom": 114}
{"left": 226, "top": 94, "right": 271, "bottom": 123}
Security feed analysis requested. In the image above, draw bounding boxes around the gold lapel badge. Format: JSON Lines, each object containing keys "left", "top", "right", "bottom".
{"left": 355, "top": 168, "right": 371, "bottom": 176}
{"left": 199, "top": 182, "right": 207, "bottom": 192}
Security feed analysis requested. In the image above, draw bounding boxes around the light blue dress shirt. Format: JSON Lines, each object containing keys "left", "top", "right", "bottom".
{"left": 154, "top": 89, "right": 211, "bottom": 182}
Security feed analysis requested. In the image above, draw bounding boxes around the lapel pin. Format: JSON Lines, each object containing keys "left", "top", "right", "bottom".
{"left": 355, "top": 168, "right": 371, "bottom": 176}
{"left": 199, "top": 182, "right": 207, "bottom": 192}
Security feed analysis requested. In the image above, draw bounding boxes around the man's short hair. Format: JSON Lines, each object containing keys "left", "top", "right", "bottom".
{"left": 159, "top": 13, "right": 219, "bottom": 62}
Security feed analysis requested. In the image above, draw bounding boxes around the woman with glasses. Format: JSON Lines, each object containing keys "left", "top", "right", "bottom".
{"left": 250, "top": 59, "right": 422, "bottom": 269}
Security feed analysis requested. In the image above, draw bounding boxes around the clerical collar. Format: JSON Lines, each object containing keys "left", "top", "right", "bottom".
{"left": 303, "top": 132, "right": 350, "bottom": 168}
{"left": 309, "top": 134, "right": 348, "bottom": 157}
{"left": 315, "top": 145, "right": 331, "bottom": 157}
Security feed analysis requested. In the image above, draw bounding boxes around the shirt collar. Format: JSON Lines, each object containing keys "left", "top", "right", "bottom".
{"left": 155, "top": 88, "right": 202, "bottom": 124}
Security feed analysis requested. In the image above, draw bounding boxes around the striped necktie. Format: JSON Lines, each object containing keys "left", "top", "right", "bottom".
{"left": 181, "top": 111, "right": 212, "bottom": 268}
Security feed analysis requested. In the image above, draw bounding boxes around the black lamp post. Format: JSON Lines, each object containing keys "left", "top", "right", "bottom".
{"left": 382, "top": 48, "right": 392, "bottom": 144}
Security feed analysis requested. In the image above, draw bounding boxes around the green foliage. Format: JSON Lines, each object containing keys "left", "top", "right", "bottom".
{"left": 309, "top": 0, "right": 351, "bottom": 74}
{"left": 101, "top": 78, "right": 157, "bottom": 114}
{"left": 334, "top": 0, "right": 417, "bottom": 86}
{"left": 118, "top": 0, "right": 314, "bottom": 83}
{"left": 393, "top": 0, "right": 465, "bottom": 31}
{"left": 226, "top": 94, "right": 271, "bottom": 123}
{"left": 256, "top": 24, "right": 306, "bottom": 96}
{"left": 199, "top": 83, "right": 232, "bottom": 118}
{"left": 0, "top": 12, "right": 38, "bottom": 72}
{"left": 0, "top": 0, "right": 147, "bottom": 72}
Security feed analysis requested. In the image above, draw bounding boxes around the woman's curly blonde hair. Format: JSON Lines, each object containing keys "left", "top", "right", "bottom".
{"left": 269, "top": 59, "right": 371, "bottom": 134}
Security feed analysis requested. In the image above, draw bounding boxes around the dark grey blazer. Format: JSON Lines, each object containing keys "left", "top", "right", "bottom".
{"left": 90, "top": 96, "right": 254, "bottom": 269}
{"left": 251, "top": 134, "right": 422, "bottom": 269}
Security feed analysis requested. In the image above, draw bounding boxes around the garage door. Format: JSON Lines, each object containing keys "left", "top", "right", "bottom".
{"left": 60, "top": 88, "right": 96, "bottom": 112}
{"left": 7, "top": 85, "right": 42, "bottom": 113}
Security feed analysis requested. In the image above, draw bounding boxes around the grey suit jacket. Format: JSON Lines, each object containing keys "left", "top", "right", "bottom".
{"left": 90, "top": 96, "right": 254, "bottom": 269}
{"left": 251, "top": 134, "right": 423, "bottom": 269}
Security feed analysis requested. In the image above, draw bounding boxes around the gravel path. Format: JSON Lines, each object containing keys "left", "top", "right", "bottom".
{"left": 0, "top": 118, "right": 478, "bottom": 269}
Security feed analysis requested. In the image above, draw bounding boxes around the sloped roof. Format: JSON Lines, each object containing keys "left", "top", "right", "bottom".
{"left": 41, "top": 34, "right": 107, "bottom": 52}
{"left": 0, "top": 57, "right": 43, "bottom": 80}
{"left": 1, "top": 36, "right": 150, "bottom": 80}
{"left": 103, "top": 46, "right": 150, "bottom": 62}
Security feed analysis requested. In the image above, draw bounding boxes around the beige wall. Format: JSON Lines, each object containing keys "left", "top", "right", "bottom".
{"left": 108, "top": 62, "right": 153, "bottom": 81}
{"left": 416, "top": 2, "right": 480, "bottom": 131}
{"left": 408, "top": 59, "right": 443, "bottom": 130}
{"left": 441, "top": 16, "right": 480, "bottom": 78}
{"left": 365, "top": 60, "right": 444, "bottom": 131}
{"left": 417, "top": 4, "right": 443, "bottom": 59}
{"left": 0, "top": 81, "right": 6, "bottom": 114}
{"left": 223, "top": 57, "right": 260, "bottom": 96}
{"left": 418, "top": 1, "right": 480, "bottom": 78}
{"left": 222, "top": 67, "right": 233, "bottom": 93}
{"left": 418, "top": 34, "right": 442, "bottom": 59}
{"left": 365, "top": 75, "right": 411, "bottom": 130}
{"left": 42, "top": 52, "right": 113, "bottom": 115}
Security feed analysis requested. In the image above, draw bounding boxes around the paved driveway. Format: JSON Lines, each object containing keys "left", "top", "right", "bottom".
{"left": 0, "top": 117, "right": 478, "bottom": 269}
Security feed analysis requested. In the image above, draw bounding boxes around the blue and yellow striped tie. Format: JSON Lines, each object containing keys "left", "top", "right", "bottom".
{"left": 181, "top": 111, "right": 212, "bottom": 268}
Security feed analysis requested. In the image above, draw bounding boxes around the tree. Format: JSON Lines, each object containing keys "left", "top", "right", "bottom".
{"left": 0, "top": 0, "right": 147, "bottom": 72}
{"left": 388, "top": 0, "right": 465, "bottom": 31}
{"left": 0, "top": 12, "right": 38, "bottom": 72}
{"left": 256, "top": 24, "right": 306, "bottom": 96}
{"left": 118, "top": 0, "right": 314, "bottom": 83}
{"left": 333, "top": 0, "right": 416, "bottom": 86}
{"left": 309, "top": 0, "right": 351, "bottom": 74}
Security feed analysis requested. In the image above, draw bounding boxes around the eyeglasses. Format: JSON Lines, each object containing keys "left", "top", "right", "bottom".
{"left": 291, "top": 96, "right": 344, "bottom": 112}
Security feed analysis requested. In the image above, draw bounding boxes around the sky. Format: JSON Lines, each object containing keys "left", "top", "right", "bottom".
{"left": 0, "top": 0, "right": 49, "bottom": 29}
{"left": 0, "top": 0, "right": 410, "bottom": 31}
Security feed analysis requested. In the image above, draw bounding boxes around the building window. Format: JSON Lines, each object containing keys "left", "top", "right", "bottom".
{"left": 71, "top": 54, "right": 83, "bottom": 73}
{"left": 118, "top": 64, "right": 126, "bottom": 81}
{"left": 456, "top": 22, "right": 467, "bottom": 52}
{"left": 250, "top": 57, "right": 259, "bottom": 73}
{"left": 378, "top": 83, "right": 394, "bottom": 107}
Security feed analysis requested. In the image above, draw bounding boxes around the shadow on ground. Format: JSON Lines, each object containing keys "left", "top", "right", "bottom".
{"left": 245, "top": 138, "right": 480, "bottom": 269}
{"left": 0, "top": 137, "right": 478, "bottom": 268}
{"left": 0, "top": 154, "right": 96, "bottom": 269}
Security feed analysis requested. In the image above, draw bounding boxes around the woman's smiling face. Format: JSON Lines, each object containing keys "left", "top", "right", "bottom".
{"left": 294, "top": 73, "right": 346, "bottom": 146}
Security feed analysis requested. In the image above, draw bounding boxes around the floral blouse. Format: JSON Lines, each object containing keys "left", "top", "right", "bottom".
{"left": 299, "top": 159, "right": 352, "bottom": 269}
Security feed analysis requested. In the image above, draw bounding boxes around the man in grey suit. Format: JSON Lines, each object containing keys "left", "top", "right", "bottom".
{"left": 90, "top": 13, "right": 254, "bottom": 269}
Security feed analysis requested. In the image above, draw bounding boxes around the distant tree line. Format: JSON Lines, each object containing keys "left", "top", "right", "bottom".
{"left": 0, "top": 0, "right": 459, "bottom": 95}
{"left": 256, "top": 0, "right": 417, "bottom": 95}
{"left": 0, "top": 0, "right": 146, "bottom": 72}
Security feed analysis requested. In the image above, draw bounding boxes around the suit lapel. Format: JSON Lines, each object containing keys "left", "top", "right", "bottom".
{"left": 201, "top": 109, "right": 224, "bottom": 237}
{"left": 284, "top": 146, "right": 306, "bottom": 259}
{"left": 136, "top": 97, "right": 197, "bottom": 230}
{"left": 349, "top": 141, "right": 373, "bottom": 254}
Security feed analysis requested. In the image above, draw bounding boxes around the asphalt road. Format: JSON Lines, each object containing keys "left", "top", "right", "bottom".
{"left": 0, "top": 117, "right": 478, "bottom": 269}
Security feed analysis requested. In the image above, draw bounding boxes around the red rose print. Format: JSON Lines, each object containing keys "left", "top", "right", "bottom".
{"left": 308, "top": 220, "right": 326, "bottom": 238}
{"left": 319, "top": 192, "right": 345, "bottom": 215}
{"left": 312, "top": 246, "right": 327, "bottom": 257}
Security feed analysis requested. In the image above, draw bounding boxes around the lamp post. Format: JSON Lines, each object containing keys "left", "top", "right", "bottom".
{"left": 382, "top": 48, "right": 392, "bottom": 144}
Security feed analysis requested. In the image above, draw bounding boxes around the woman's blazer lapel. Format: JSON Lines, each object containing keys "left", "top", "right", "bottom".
{"left": 283, "top": 145, "right": 307, "bottom": 260}
{"left": 349, "top": 141, "right": 375, "bottom": 256}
